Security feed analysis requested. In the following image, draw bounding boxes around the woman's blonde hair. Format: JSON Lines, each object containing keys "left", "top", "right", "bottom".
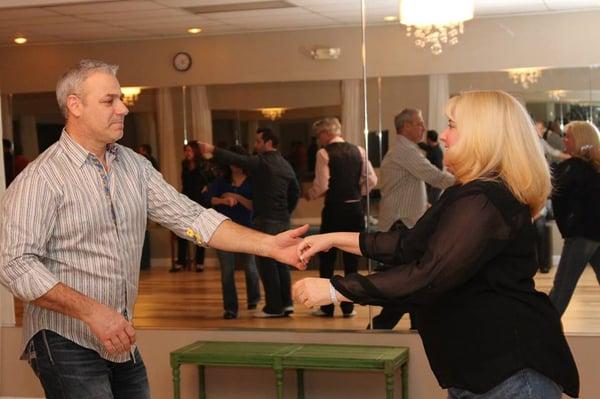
{"left": 444, "top": 90, "right": 550, "bottom": 216}
{"left": 564, "top": 121, "right": 600, "bottom": 171}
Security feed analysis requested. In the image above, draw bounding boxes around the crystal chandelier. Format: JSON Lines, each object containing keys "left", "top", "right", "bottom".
{"left": 399, "top": 0, "right": 474, "bottom": 55}
{"left": 260, "top": 108, "right": 285, "bottom": 120}
{"left": 507, "top": 68, "right": 543, "bottom": 89}
{"left": 120, "top": 87, "right": 142, "bottom": 106}
{"left": 548, "top": 90, "right": 566, "bottom": 102}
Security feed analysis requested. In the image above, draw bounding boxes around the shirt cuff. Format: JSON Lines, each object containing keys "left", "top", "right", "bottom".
{"left": 186, "top": 209, "right": 230, "bottom": 247}
{"left": 5, "top": 259, "right": 60, "bottom": 302}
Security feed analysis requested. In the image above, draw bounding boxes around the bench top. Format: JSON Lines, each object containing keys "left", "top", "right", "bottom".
{"left": 171, "top": 341, "right": 409, "bottom": 371}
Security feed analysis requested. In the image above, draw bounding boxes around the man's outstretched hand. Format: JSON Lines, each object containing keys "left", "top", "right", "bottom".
{"left": 267, "top": 224, "right": 310, "bottom": 270}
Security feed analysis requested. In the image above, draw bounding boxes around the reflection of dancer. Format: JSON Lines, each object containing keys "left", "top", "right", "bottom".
{"left": 549, "top": 121, "right": 600, "bottom": 316}
{"left": 172, "top": 141, "right": 214, "bottom": 272}
{"left": 210, "top": 146, "right": 260, "bottom": 319}
{"left": 0, "top": 59, "right": 308, "bottom": 399}
{"left": 294, "top": 91, "right": 579, "bottom": 399}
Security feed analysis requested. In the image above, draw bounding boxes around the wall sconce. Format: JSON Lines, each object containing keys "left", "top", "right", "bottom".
{"left": 121, "top": 87, "right": 142, "bottom": 106}
{"left": 260, "top": 107, "right": 286, "bottom": 120}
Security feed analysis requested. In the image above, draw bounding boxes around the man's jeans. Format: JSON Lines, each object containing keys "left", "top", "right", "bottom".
{"left": 28, "top": 330, "right": 151, "bottom": 399}
{"left": 216, "top": 250, "right": 261, "bottom": 314}
{"left": 447, "top": 369, "right": 562, "bottom": 399}
{"left": 549, "top": 237, "right": 600, "bottom": 315}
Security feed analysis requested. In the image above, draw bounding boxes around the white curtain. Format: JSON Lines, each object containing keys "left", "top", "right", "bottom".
{"left": 189, "top": 85, "right": 213, "bottom": 144}
{"left": 0, "top": 94, "right": 16, "bottom": 327}
{"left": 156, "top": 88, "right": 179, "bottom": 189}
{"left": 428, "top": 74, "right": 450, "bottom": 134}
{"left": 341, "top": 79, "right": 363, "bottom": 146}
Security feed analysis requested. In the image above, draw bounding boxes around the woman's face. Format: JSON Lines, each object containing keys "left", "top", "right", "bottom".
{"left": 563, "top": 129, "right": 575, "bottom": 155}
{"left": 440, "top": 118, "right": 460, "bottom": 150}
{"left": 184, "top": 145, "right": 194, "bottom": 160}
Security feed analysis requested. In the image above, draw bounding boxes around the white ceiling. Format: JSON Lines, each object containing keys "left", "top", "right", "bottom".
{"left": 1, "top": 0, "right": 599, "bottom": 46}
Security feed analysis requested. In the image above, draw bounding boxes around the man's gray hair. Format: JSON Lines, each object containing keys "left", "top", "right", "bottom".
{"left": 312, "top": 117, "right": 342, "bottom": 136}
{"left": 56, "top": 59, "right": 119, "bottom": 118}
{"left": 394, "top": 108, "right": 421, "bottom": 133}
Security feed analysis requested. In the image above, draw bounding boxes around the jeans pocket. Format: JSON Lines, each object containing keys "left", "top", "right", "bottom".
{"left": 26, "top": 340, "right": 41, "bottom": 378}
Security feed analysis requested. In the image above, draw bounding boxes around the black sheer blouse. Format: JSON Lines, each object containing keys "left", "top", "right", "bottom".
{"left": 332, "top": 180, "right": 579, "bottom": 397}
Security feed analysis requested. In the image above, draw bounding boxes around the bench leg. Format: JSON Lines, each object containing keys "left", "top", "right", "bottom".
{"left": 402, "top": 363, "right": 409, "bottom": 399}
{"left": 198, "top": 365, "right": 206, "bottom": 399}
{"left": 385, "top": 371, "right": 394, "bottom": 399}
{"left": 275, "top": 366, "right": 284, "bottom": 399}
{"left": 296, "top": 369, "right": 305, "bottom": 399}
{"left": 172, "top": 364, "right": 181, "bottom": 399}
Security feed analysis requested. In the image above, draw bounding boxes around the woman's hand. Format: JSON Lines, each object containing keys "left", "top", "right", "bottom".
{"left": 293, "top": 277, "right": 334, "bottom": 308}
{"left": 297, "top": 234, "right": 333, "bottom": 267}
{"left": 221, "top": 196, "right": 238, "bottom": 207}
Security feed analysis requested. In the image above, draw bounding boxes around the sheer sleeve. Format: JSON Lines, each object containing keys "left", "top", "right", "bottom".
{"left": 358, "top": 220, "right": 410, "bottom": 265}
{"left": 333, "top": 192, "right": 512, "bottom": 307}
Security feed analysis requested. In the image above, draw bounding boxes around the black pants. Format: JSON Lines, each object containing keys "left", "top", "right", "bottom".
{"left": 254, "top": 218, "right": 292, "bottom": 314}
{"left": 371, "top": 307, "right": 417, "bottom": 330}
{"left": 319, "top": 201, "right": 364, "bottom": 315}
{"left": 176, "top": 237, "right": 205, "bottom": 266}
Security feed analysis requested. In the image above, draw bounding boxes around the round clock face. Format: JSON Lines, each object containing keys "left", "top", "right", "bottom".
{"left": 173, "top": 52, "right": 192, "bottom": 72}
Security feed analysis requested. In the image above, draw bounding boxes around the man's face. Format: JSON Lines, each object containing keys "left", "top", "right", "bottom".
{"left": 535, "top": 122, "right": 545, "bottom": 137}
{"left": 403, "top": 114, "right": 426, "bottom": 143}
{"left": 254, "top": 133, "right": 266, "bottom": 154}
{"left": 73, "top": 72, "right": 128, "bottom": 145}
{"left": 316, "top": 130, "right": 329, "bottom": 147}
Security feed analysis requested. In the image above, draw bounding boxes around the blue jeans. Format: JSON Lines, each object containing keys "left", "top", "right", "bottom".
{"left": 447, "top": 369, "right": 562, "bottom": 399}
{"left": 549, "top": 237, "right": 600, "bottom": 315}
{"left": 28, "top": 330, "right": 151, "bottom": 399}
{"left": 217, "top": 250, "right": 261, "bottom": 314}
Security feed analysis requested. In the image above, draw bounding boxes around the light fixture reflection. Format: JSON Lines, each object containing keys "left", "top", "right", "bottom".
{"left": 121, "top": 87, "right": 142, "bottom": 106}
{"left": 259, "top": 108, "right": 285, "bottom": 120}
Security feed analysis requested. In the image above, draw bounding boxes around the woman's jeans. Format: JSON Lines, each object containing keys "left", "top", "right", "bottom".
{"left": 549, "top": 237, "right": 600, "bottom": 315}
{"left": 447, "top": 369, "right": 562, "bottom": 399}
{"left": 27, "top": 330, "right": 150, "bottom": 399}
{"left": 216, "top": 250, "right": 261, "bottom": 315}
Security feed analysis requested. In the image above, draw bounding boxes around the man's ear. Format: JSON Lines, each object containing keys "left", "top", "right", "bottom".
{"left": 66, "top": 94, "right": 82, "bottom": 117}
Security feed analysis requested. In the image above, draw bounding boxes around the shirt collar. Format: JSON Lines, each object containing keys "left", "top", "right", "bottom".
{"left": 59, "top": 129, "right": 120, "bottom": 168}
{"left": 397, "top": 134, "right": 419, "bottom": 149}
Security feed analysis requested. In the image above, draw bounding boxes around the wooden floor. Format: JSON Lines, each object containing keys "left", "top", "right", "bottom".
{"left": 14, "top": 264, "right": 600, "bottom": 334}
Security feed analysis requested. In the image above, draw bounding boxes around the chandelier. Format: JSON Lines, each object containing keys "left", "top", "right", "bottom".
{"left": 399, "top": 0, "right": 474, "bottom": 55}
{"left": 548, "top": 90, "right": 566, "bottom": 102}
{"left": 507, "top": 68, "right": 542, "bottom": 89}
{"left": 260, "top": 108, "right": 286, "bottom": 120}
{"left": 120, "top": 87, "right": 142, "bottom": 106}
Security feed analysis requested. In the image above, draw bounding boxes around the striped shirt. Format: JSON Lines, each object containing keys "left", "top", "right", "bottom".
{"left": 378, "top": 135, "right": 455, "bottom": 231}
{"left": 0, "top": 131, "right": 228, "bottom": 362}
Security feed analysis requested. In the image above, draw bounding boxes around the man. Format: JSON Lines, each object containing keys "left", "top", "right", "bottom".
{"left": 378, "top": 109, "right": 455, "bottom": 231}
{"left": 0, "top": 60, "right": 307, "bottom": 399}
{"left": 304, "top": 117, "right": 377, "bottom": 317}
{"left": 200, "top": 128, "right": 301, "bottom": 318}
{"left": 417, "top": 129, "right": 444, "bottom": 204}
{"left": 374, "top": 108, "right": 454, "bottom": 329}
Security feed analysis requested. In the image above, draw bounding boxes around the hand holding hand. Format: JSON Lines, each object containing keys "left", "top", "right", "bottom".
{"left": 84, "top": 303, "right": 136, "bottom": 355}
{"left": 297, "top": 234, "right": 333, "bottom": 267}
{"left": 198, "top": 142, "right": 215, "bottom": 157}
{"left": 222, "top": 196, "right": 238, "bottom": 207}
{"left": 267, "top": 224, "right": 310, "bottom": 269}
{"left": 293, "top": 277, "right": 334, "bottom": 308}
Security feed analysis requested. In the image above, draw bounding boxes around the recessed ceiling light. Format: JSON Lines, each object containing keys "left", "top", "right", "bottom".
{"left": 14, "top": 36, "right": 27, "bottom": 44}
{"left": 187, "top": 28, "right": 202, "bottom": 34}
{"left": 383, "top": 15, "right": 398, "bottom": 22}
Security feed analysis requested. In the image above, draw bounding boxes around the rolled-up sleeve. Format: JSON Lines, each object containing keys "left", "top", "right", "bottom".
{"left": 0, "top": 172, "right": 60, "bottom": 301}
{"left": 145, "top": 164, "right": 229, "bottom": 247}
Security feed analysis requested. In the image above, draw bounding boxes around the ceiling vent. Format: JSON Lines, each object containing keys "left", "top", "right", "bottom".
{"left": 184, "top": 1, "right": 295, "bottom": 15}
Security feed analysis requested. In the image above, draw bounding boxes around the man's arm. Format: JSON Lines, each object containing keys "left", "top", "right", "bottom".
{"left": 400, "top": 146, "right": 455, "bottom": 189}
{"left": 208, "top": 220, "right": 309, "bottom": 269}
{"left": 358, "top": 146, "right": 378, "bottom": 195}
{"left": 199, "top": 142, "right": 261, "bottom": 172}
{"left": 304, "top": 149, "right": 329, "bottom": 200}
{"left": 33, "top": 283, "right": 135, "bottom": 354}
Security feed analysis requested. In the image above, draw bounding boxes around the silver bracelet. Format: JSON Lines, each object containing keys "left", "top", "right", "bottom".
{"left": 329, "top": 283, "right": 340, "bottom": 305}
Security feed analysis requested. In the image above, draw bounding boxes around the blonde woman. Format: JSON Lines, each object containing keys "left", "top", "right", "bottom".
{"left": 549, "top": 121, "right": 600, "bottom": 316}
{"left": 293, "top": 91, "right": 579, "bottom": 398}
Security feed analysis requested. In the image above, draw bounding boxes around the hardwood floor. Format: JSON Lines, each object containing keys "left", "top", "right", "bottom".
{"left": 13, "top": 265, "right": 600, "bottom": 334}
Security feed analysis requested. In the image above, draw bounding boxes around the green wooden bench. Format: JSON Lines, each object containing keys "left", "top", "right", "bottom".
{"left": 170, "top": 341, "right": 409, "bottom": 399}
